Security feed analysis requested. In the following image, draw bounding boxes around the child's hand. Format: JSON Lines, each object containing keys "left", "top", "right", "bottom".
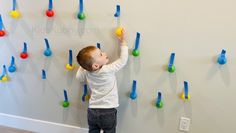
{"left": 117, "top": 29, "right": 126, "bottom": 44}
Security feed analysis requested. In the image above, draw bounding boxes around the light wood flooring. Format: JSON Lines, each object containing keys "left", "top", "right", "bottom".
{"left": 0, "top": 125, "right": 36, "bottom": 133}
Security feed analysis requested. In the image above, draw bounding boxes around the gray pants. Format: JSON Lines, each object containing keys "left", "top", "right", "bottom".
{"left": 87, "top": 108, "right": 117, "bottom": 133}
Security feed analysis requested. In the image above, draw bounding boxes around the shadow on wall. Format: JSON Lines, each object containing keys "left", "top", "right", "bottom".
{"left": 206, "top": 56, "right": 230, "bottom": 86}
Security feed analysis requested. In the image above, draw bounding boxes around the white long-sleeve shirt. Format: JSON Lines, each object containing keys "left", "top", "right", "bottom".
{"left": 76, "top": 45, "right": 128, "bottom": 108}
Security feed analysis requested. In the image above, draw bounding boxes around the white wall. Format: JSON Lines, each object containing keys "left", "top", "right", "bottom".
{"left": 0, "top": 0, "right": 236, "bottom": 132}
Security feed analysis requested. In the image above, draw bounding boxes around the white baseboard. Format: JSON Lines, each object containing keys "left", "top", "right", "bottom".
{"left": 0, "top": 113, "right": 88, "bottom": 133}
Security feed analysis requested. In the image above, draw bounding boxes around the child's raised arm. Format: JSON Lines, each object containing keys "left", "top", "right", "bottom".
{"left": 103, "top": 31, "right": 128, "bottom": 73}
{"left": 76, "top": 66, "right": 86, "bottom": 82}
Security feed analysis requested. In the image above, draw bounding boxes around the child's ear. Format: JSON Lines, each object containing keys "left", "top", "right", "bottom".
{"left": 92, "top": 63, "right": 100, "bottom": 70}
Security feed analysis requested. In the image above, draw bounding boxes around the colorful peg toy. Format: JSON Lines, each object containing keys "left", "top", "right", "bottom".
{"left": 115, "top": 27, "right": 124, "bottom": 38}
{"left": 77, "top": 0, "right": 86, "bottom": 20}
{"left": 8, "top": 56, "right": 16, "bottom": 73}
{"left": 10, "top": 0, "right": 21, "bottom": 19}
{"left": 62, "top": 89, "right": 70, "bottom": 107}
{"left": 97, "top": 43, "right": 101, "bottom": 49}
{"left": 46, "top": 0, "right": 54, "bottom": 17}
{"left": 114, "top": 5, "right": 120, "bottom": 17}
{"left": 130, "top": 80, "right": 137, "bottom": 100}
{"left": 132, "top": 32, "right": 141, "bottom": 57}
{"left": 217, "top": 49, "right": 227, "bottom": 65}
{"left": 20, "top": 42, "right": 28, "bottom": 59}
{"left": 44, "top": 38, "right": 52, "bottom": 57}
{"left": 0, "top": 15, "right": 6, "bottom": 37}
{"left": 66, "top": 50, "right": 75, "bottom": 70}
{"left": 82, "top": 84, "right": 90, "bottom": 102}
{"left": 42, "top": 69, "right": 46, "bottom": 79}
{"left": 167, "top": 53, "right": 176, "bottom": 73}
{"left": 181, "top": 81, "right": 191, "bottom": 100}
{"left": 156, "top": 91, "right": 163, "bottom": 108}
{"left": 0, "top": 65, "right": 9, "bottom": 82}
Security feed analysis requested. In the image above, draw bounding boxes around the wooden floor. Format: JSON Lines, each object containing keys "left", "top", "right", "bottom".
{"left": 0, "top": 125, "right": 36, "bottom": 133}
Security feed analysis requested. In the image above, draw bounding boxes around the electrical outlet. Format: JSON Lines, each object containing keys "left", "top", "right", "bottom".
{"left": 179, "top": 117, "right": 191, "bottom": 132}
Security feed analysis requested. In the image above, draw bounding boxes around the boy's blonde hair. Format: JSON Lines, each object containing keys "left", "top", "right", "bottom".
{"left": 76, "top": 46, "right": 97, "bottom": 72}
